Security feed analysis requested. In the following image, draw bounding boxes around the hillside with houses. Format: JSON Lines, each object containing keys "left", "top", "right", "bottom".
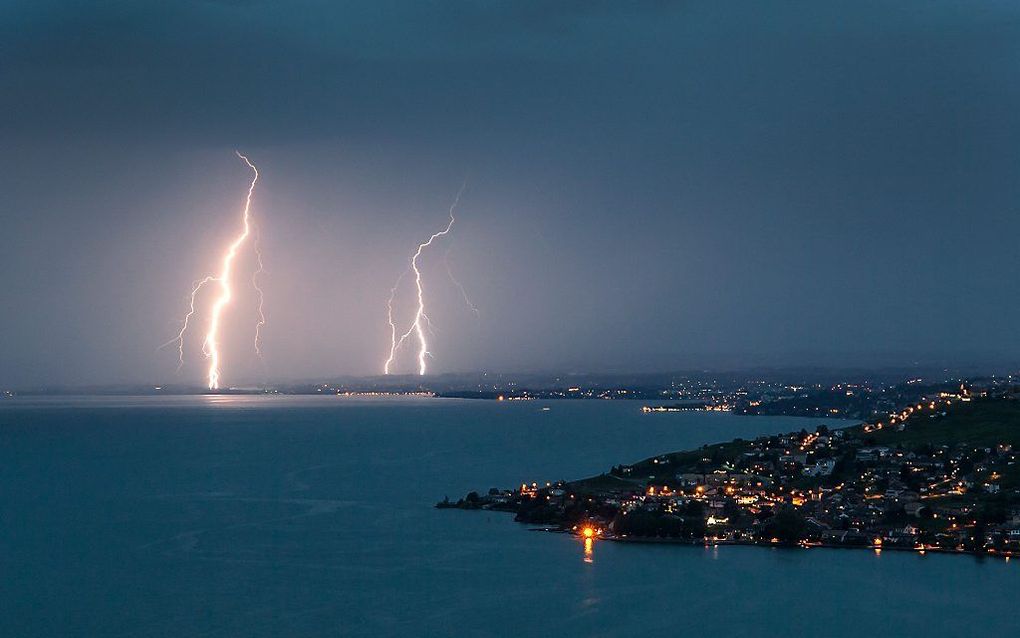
{"left": 441, "top": 387, "right": 1020, "bottom": 556}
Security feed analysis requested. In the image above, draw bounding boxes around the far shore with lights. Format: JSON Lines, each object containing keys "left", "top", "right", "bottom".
{"left": 439, "top": 385, "right": 1020, "bottom": 559}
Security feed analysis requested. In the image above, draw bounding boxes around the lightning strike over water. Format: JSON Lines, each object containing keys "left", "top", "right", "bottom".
{"left": 161, "top": 151, "right": 263, "bottom": 389}
{"left": 203, "top": 152, "right": 260, "bottom": 389}
{"left": 383, "top": 185, "right": 466, "bottom": 375}
{"left": 383, "top": 269, "right": 409, "bottom": 375}
{"left": 159, "top": 276, "right": 217, "bottom": 372}
{"left": 444, "top": 247, "right": 480, "bottom": 318}
{"left": 252, "top": 222, "right": 267, "bottom": 359}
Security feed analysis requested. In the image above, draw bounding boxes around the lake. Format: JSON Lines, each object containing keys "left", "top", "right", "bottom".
{"left": 0, "top": 396, "right": 1015, "bottom": 636}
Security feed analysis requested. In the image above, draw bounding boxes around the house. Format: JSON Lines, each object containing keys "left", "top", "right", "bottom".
{"left": 803, "top": 458, "right": 836, "bottom": 477}
{"left": 676, "top": 473, "right": 703, "bottom": 487}
{"left": 884, "top": 527, "right": 918, "bottom": 547}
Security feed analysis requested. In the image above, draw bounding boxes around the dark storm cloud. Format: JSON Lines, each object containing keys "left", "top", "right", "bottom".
{"left": 1, "top": 1, "right": 1019, "bottom": 385}
{"left": 1, "top": 1, "right": 685, "bottom": 144}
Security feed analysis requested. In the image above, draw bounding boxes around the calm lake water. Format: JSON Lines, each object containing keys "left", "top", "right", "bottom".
{"left": 0, "top": 396, "right": 1016, "bottom": 637}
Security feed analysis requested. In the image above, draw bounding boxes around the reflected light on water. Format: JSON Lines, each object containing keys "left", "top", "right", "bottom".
{"left": 583, "top": 537, "right": 594, "bottom": 563}
{"left": 199, "top": 394, "right": 255, "bottom": 406}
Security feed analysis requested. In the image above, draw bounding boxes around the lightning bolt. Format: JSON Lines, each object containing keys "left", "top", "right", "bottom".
{"left": 204, "top": 151, "right": 260, "bottom": 389}
{"left": 161, "top": 151, "right": 262, "bottom": 389}
{"left": 158, "top": 276, "right": 217, "bottom": 372}
{"left": 383, "top": 269, "right": 409, "bottom": 375}
{"left": 383, "top": 184, "right": 466, "bottom": 375}
{"left": 252, "top": 221, "right": 267, "bottom": 360}
{"left": 444, "top": 247, "right": 480, "bottom": 318}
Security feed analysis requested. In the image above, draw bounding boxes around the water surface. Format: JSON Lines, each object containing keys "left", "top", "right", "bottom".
{"left": 0, "top": 396, "right": 1015, "bottom": 636}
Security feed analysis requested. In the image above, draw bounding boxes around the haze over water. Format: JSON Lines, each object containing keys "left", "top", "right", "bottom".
{"left": 0, "top": 397, "right": 1014, "bottom": 637}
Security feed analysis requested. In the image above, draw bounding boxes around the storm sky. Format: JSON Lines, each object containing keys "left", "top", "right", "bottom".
{"left": 1, "top": 1, "right": 1019, "bottom": 386}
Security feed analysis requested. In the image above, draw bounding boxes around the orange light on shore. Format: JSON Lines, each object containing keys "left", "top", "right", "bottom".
{"left": 582, "top": 526, "right": 596, "bottom": 539}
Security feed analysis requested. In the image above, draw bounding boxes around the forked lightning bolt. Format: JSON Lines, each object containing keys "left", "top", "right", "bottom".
{"left": 384, "top": 269, "right": 409, "bottom": 375}
{"left": 160, "top": 151, "right": 263, "bottom": 389}
{"left": 383, "top": 184, "right": 466, "bottom": 375}
{"left": 161, "top": 276, "right": 217, "bottom": 373}
{"left": 444, "top": 247, "right": 480, "bottom": 318}
{"left": 203, "top": 151, "right": 260, "bottom": 389}
{"left": 252, "top": 222, "right": 267, "bottom": 359}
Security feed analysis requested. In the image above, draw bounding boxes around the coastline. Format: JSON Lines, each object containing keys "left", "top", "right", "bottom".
{"left": 441, "top": 392, "right": 1020, "bottom": 561}
{"left": 514, "top": 517, "right": 1017, "bottom": 560}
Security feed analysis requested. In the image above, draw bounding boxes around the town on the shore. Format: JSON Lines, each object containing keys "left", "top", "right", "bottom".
{"left": 440, "top": 381, "right": 1020, "bottom": 557}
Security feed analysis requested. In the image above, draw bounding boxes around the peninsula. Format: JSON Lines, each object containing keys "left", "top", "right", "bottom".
{"left": 440, "top": 386, "right": 1020, "bottom": 557}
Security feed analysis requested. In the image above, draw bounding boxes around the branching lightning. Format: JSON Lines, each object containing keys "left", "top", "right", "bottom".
{"left": 159, "top": 276, "right": 216, "bottom": 372}
{"left": 383, "top": 269, "right": 409, "bottom": 375}
{"left": 444, "top": 247, "right": 480, "bottom": 318}
{"left": 385, "top": 213, "right": 455, "bottom": 375}
{"left": 252, "top": 222, "right": 267, "bottom": 359}
{"left": 161, "top": 151, "right": 263, "bottom": 389}
{"left": 203, "top": 151, "right": 260, "bottom": 389}
{"left": 383, "top": 184, "right": 467, "bottom": 375}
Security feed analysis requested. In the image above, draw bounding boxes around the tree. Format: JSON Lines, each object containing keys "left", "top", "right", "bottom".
{"left": 683, "top": 500, "right": 705, "bottom": 518}
{"left": 765, "top": 507, "right": 807, "bottom": 544}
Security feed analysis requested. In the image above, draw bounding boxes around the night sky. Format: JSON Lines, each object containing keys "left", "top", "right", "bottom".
{"left": 1, "top": 1, "right": 1018, "bottom": 386}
